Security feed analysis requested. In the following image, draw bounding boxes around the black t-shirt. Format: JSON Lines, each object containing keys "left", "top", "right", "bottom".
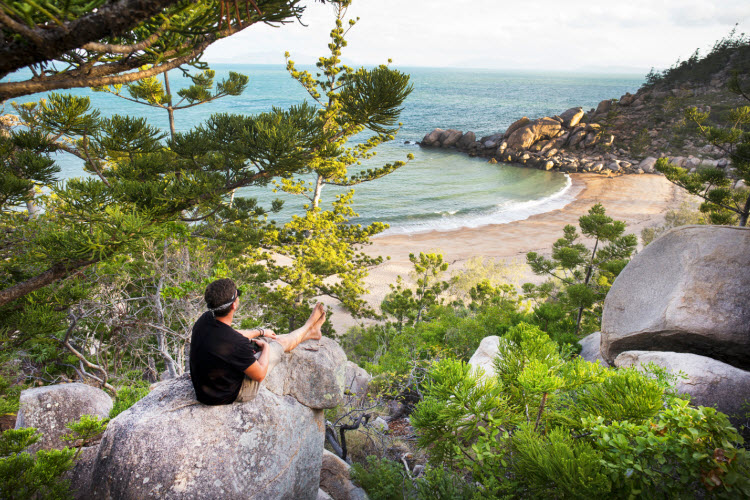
{"left": 189, "top": 311, "right": 260, "bottom": 405}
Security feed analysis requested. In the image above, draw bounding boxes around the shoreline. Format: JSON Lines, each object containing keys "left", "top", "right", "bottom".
{"left": 327, "top": 173, "right": 682, "bottom": 333}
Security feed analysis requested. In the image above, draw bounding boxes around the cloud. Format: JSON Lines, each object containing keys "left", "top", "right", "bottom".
{"left": 203, "top": 0, "right": 750, "bottom": 72}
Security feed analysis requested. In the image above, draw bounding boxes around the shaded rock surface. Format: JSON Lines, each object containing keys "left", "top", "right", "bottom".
{"left": 601, "top": 226, "right": 750, "bottom": 370}
{"left": 344, "top": 361, "right": 371, "bottom": 398}
{"left": 615, "top": 350, "right": 750, "bottom": 426}
{"left": 15, "top": 383, "right": 112, "bottom": 452}
{"left": 319, "top": 450, "right": 368, "bottom": 500}
{"left": 468, "top": 336, "right": 501, "bottom": 378}
{"left": 84, "top": 376, "right": 325, "bottom": 500}
{"left": 578, "top": 332, "right": 609, "bottom": 366}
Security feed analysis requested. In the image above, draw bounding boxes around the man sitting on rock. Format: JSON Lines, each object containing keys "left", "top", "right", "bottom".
{"left": 190, "top": 278, "right": 325, "bottom": 405}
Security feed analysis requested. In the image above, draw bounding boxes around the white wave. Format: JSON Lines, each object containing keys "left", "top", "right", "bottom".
{"left": 381, "top": 174, "right": 579, "bottom": 235}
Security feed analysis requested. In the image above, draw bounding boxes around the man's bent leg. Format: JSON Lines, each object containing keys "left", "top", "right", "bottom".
{"left": 235, "top": 340, "right": 284, "bottom": 403}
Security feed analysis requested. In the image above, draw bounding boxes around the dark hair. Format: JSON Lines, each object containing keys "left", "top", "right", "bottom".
{"left": 204, "top": 278, "right": 239, "bottom": 317}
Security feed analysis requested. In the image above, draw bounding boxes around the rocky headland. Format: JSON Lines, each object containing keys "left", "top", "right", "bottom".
{"left": 419, "top": 64, "right": 745, "bottom": 187}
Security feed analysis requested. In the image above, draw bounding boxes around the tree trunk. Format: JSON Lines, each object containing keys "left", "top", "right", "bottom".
{"left": 25, "top": 189, "right": 38, "bottom": 218}
{"left": 740, "top": 193, "right": 750, "bottom": 227}
{"left": 575, "top": 237, "right": 599, "bottom": 336}
{"left": 312, "top": 174, "right": 324, "bottom": 209}
{"left": 164, "top": 72, "right": 177, "bottom": 140}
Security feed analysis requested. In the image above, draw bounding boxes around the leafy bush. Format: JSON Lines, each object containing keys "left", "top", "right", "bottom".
{"left": 62, "top": 414, "right": 108, "bottom": 458}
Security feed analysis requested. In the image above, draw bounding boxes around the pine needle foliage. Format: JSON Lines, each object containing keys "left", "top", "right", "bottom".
{"left": 0, "top": 428, "right": 75, "bottom": 500}
{"left": 525, "top": 204, "right": 637, "bottom": 336}
{"left": 0, "top": 1, "right": 306, "bottom": 100}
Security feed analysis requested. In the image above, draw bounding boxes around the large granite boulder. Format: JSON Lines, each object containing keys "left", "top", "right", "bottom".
{"left": 559, "top": 107, "right": 584, "bottom": 128}
{"left": 594, "top": 99, "right": 613, "bottom": 116}
{"left": 421, "top": 128, "right": 443, "bottom": 146}
{"left": 615, "top": 351, "right": 750, "bottom": 425}
{"left": 567, "top": 128, "right": 587, "bottom": 147}
{"left": 601, "top": 226, "right": 750, "bottom": 370}
{"left": 456, "top": 131, "right": 476, "bottom": 150}
{"left": 319, "top": 450, "right": 368, "bottom": 500}
{"left": 619, "top": 92, "right": 636, "bottom": 106}
{"left": 468, "top": 336, "right": 501, "bottom": 378}
{"left": 438, "top": 129, "right": 463, "bottom": 148}
{"left": 15, "top": 383, "right": 112, "bottom": 452}
{"left": 264, "top": 336, "right": 347, "bottom": 409}
{"left": 503, "top": 116, "right": 530, "bottom": 139}
{"left": 73, "top": 337, "right": 349, "bottom": 499}
{"left": 578, "top": 332, "right": 609, "bottom": 366}
{"left": 85, "top": 377, "right": 325, "bottom": 499}
{"left": 506, "top": 118, "right": 562, "bottom": 150}
{"left": 638, "top": 156, "right": 658, "bottom": 173}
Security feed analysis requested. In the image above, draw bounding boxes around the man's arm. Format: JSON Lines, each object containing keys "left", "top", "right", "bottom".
{"left": 243, "top": 340, "right": 270, "bottom": 382}
{"left": 237, "top": 328, "right": 277, "bottom": 341}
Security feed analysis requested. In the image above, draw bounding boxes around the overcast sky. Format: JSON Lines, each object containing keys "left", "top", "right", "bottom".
{"left": 204, "top": 0, "right": 750, "bottom": 73}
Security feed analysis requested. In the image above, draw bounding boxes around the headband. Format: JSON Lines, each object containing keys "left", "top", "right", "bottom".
{"left": 208, "top": 290, "right": 237, "bottom": 313}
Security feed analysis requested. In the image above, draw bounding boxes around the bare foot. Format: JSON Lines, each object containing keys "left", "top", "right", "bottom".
{"left": 305, "top": 303, "right": 325, "bottom": 329}
{"left": 303, "top": 309, "right": 325, "bottom": 351}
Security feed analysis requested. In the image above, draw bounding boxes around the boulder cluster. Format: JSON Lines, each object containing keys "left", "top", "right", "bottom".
{"left": 582, "top": 225, "right": 750, "bottom": 427}
{"left": 420, "top": 103, "right": 650, "bottom": 175}
{"left": 17, "top": 337, "right": 369, "bottom": 500}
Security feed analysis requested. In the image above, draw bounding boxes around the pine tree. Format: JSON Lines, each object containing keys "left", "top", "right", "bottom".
{"left": 525, "top": 204, "right": 637, "bottom": 336}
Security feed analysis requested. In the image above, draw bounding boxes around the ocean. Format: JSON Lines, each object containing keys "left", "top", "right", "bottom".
{"left": 3, "top": 65, "right": 644, "bottom": 233}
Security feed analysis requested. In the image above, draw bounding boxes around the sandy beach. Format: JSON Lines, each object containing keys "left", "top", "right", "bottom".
{"left": 327, "top": 173, "right": 683, "bottom": 333}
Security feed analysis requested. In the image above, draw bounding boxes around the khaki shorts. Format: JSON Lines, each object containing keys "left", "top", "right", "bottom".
{"left": 235, "top": 339, "right": 284, "bottom": 403}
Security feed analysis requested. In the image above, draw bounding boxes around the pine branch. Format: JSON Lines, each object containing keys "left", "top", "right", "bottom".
{"left": 0, "top": 0, "right": 183, "bottom": 77}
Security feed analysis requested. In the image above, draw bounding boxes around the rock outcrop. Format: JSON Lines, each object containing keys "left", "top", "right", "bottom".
{"left": 601, "top": 226, "right": 750, "bottom": 370}
{"left": 344, "top": 361, "right": 372, "bottom": 399}
{"left": 615, "top": 351, "right": 750, "bottom": 426}
{"left": 15, "top": 383, "right": 112, "bottom": 452}
{"left": 263, "top": 337, "right": 347, "bottom": 409}
{"left": 72, "top": 337, "right": 348, "bottom": 499}
{"left": 418, "top": 106, "right": 638, "bottom": 175}
{"left": 468, "top": 336, "right": 501, "bottom": 378}
{"left": 417, "top": 68, "right": 740, "bottom": 179}
{"left": 578, "top": 332, "right": 608, "bottom": 366}
{"left": 319, "top": 450, "right": 368, "bottom": 500}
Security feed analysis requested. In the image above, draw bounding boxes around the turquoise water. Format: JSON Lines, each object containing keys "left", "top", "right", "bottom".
{"left": 3, "top": 66, "right": 643, "bottom": 233}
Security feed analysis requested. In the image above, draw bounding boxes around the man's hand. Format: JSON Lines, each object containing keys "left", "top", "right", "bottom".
{"left": 253, "top": 338, "right": 269, "bottom": 350}
{"left": 261, "top": 329, "right": 277, "bottom": 340}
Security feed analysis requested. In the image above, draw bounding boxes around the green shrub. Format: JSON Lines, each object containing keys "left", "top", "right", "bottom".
{"left": 410, "top": 322, "right": 750, "bottom": 498}
{"left": 589, "top": 401, "right": 750, "bottom": 498}
{"left": 414, "top": 466, "right": 478, "bottom": 500}
{"left": 351, "top": 456, "right": 412, "bottom": 500}
{"left": 0, "top": 428, "right": 75, "bottom": 500}
{"left": 109, "top": 383, "right": 149, "bottom": 419}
